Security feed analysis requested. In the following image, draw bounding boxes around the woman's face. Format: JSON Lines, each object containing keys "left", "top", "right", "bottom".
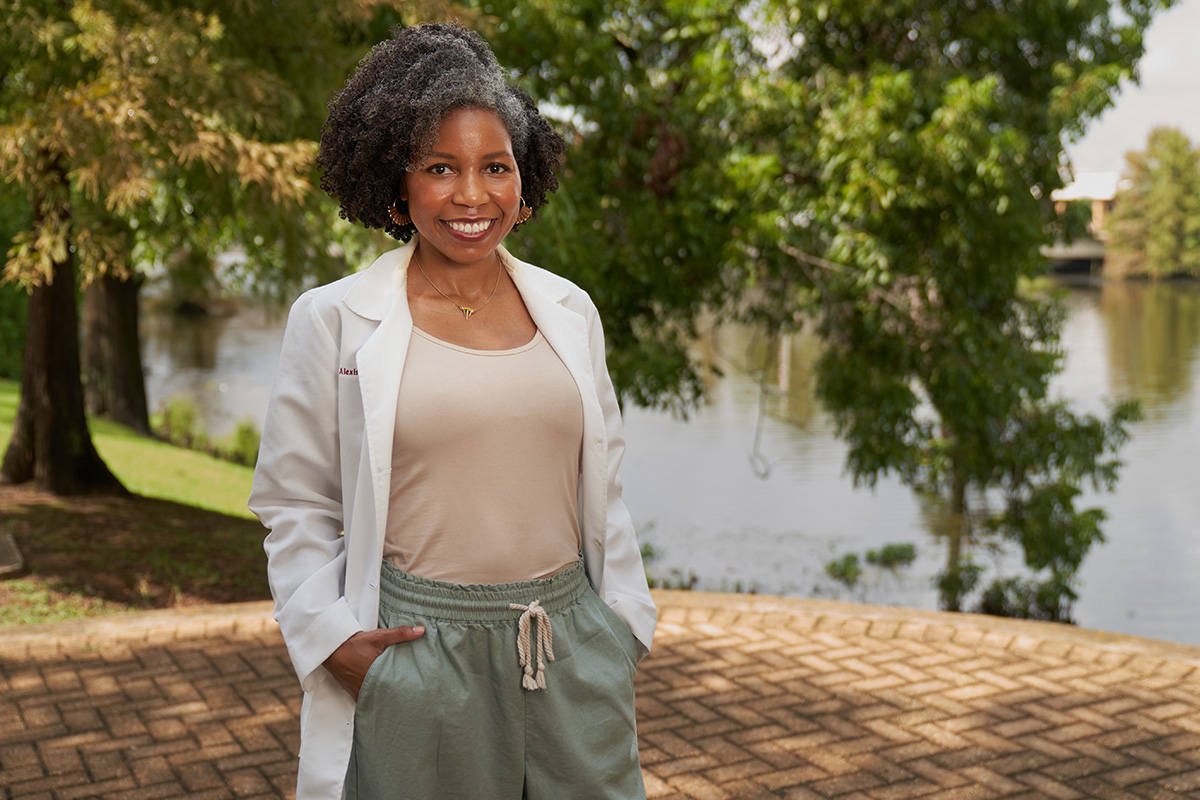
{"left": 401, "top": 107, "right": 522, "bottom": 269}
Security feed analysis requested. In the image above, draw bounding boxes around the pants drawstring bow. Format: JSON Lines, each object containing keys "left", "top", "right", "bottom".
{"left": 510, "top": 599, "right": 554, "bottom": 690}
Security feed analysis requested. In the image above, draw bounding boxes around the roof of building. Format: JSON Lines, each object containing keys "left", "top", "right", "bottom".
{"left": 1052, "top": 171, "right": 1129, "bottom": 202}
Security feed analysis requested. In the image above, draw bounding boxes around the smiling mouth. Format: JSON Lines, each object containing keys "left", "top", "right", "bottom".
{"left": 444, "top": 219, "right": 494, "bottom": 235}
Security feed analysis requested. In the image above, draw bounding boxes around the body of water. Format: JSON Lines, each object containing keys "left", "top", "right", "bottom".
{"left": 141, "top": 279, "right": 1200, "bottom": 648}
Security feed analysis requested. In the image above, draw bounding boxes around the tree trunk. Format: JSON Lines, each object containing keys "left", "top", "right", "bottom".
{"left": 0, "top": 162, "right": 126, "bottom": 496}
{"left": 939, "top": 448, "right": 969, "bottom": 612}
{"left": 83, "top": 271, "right": 150, "bottom": 435}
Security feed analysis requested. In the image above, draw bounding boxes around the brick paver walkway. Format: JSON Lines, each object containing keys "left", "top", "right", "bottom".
{"left": 3, "top": 591, "right": 1200, "bottom": 799}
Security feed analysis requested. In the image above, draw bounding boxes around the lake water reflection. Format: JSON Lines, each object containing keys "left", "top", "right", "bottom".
{"left": 141, "top": 279, "right": 1200, "bottom": 647}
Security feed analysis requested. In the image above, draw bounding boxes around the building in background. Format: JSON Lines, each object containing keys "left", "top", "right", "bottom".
{"left": 1044, "top": 172, "right": 1130, "bottom": 272}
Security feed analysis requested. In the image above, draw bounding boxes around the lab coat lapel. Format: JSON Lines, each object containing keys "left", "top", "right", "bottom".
{"left": 505, "top": 250, "right": 607, "bottom": 535}
{"left": 506, "top": 251, "right": 597, "bottom": 414}
{"left": 345, "top": 244, "right": 415, "bottom": 537}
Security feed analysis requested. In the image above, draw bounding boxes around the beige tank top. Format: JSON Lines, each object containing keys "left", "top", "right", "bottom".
{"left": 384, "top": 327, "right": 583, "bottom": 584}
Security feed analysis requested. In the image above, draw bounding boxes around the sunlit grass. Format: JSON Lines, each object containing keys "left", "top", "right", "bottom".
{"left": 0, "top": 379, "right": 16, "bottom": 452}
{"left": 0, "top": 576, "right": 129, "bottom": 627}
{"left": 0, "top": 379, "right": 254, "bottom": 518}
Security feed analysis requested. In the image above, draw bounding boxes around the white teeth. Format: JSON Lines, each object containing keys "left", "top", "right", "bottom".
{"left": 446, "top": 220, "right": 490, "bottom": 234}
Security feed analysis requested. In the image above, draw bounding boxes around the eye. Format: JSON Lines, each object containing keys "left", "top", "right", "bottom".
{"left": 426, "top": 163, "right": 453, "bottom": 175}
{"left": 485, "top": 162, "right": 512, "bottom": 174}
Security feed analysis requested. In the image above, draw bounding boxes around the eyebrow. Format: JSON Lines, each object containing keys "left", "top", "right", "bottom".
{"left": 427, "top": 151, "right": 515, "bottom": 161}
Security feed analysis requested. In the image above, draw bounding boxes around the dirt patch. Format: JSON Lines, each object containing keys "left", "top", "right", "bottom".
{"left": 0, "top": 484, "right": 270, "bottom": 622}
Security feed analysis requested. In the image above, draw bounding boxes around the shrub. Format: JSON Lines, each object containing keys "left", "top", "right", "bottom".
{"left": 224, "top": 419, "right": 261, "bottom": 467}
{"left": 825, "top": 553, "right": 862, "bottom": 589}
{"left": 976, "top": 576, "right": 1075, "bottom": 623}
{"left": 155, "top": 397, "right": 203, "bottom": 449}
{"left": 866, "top": 543, "right": 917, "bottom": 569}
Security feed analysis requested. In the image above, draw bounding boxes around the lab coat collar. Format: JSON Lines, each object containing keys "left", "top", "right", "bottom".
{"left": 341, "top": 240, "right": 574, "bottom": 321}
{"left": 341, "top": 245, "right": 411, "bottom": 321}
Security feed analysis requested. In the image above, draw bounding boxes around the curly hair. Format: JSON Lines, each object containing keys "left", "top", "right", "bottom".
{"left": 318, "top": 23, "right": 567, "bottom": 242}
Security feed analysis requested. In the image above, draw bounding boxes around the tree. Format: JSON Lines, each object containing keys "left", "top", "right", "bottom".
{"left": 1, "top": 2, "right": 330, "bottom": 492}
{"left": 481, "top": 0, "right": 768, "bottom": 413}
{"left": 737, "top": 0, "right": 1160, "bottom": 618}
{"left": 82, "top": 268, "right": 150, "bottom": 433}
{"left": 1106, "top": 126, "right": 1200, "bottom": 279}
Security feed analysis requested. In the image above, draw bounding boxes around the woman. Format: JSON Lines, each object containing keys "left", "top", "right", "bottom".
{"left": 249, "top": 23, "right": 657, "bottom": 800}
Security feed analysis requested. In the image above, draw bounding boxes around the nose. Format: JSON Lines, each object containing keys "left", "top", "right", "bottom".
{"left": 454, "top": 171, "right": 486, "bottom": 209}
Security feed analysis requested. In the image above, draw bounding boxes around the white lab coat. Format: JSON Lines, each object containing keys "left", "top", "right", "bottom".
{"left": 249, "top": 241, "right": 657, "bottom": 800}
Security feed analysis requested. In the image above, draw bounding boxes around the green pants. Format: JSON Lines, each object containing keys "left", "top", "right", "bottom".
{"left": 346, "top": 559, "right": 645, "bottom": 799}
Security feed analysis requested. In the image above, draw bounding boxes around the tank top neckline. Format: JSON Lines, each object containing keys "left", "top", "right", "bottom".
{"left": 411, "top": 325, "right": 542, "bottom": 356}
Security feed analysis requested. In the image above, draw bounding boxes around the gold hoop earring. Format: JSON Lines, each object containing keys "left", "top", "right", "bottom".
{"left": 387, "top": 197, "right": 411, "bottom": 226}
{"left": 516, "top": 198, "right": 532, "bottom": 224}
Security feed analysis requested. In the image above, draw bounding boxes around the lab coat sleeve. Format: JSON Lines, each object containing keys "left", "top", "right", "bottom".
{"left": 585, "top": 297, "right": 657, "bottom": 659}
{"left": 249, "top": 292, "right": 363, "bottom": 691}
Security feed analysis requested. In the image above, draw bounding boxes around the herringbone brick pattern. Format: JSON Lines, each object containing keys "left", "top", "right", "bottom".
{"left": 2, "top": 594, "right": 1199, "bottom": 799}
{"left": 0, "top": 606, "right": 296, "bottom": 800}
{"left": 639, "top": 594, "right": 1200, "bottom": 800}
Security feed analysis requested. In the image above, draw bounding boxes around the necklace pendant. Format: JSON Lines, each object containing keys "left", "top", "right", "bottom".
{"left": 459, "top": 306, "right": 476, "bottom": 320}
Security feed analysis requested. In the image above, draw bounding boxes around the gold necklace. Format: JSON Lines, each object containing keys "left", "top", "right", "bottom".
{"left": 413, "top": 253, "right": 503, "bottom": 320}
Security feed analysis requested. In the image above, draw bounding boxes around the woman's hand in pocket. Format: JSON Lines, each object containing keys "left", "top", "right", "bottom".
{"left": 323, "top": 626, "right": 425, "bottom": 701}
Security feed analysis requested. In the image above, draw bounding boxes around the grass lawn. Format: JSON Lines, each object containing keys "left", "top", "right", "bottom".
{"left": 0, "top": 379, "right": 271, "bottom": 626}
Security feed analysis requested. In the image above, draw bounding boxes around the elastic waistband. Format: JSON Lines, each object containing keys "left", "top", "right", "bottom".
{"left": 378, "top": 559, "right": 588, "bottom": 623}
